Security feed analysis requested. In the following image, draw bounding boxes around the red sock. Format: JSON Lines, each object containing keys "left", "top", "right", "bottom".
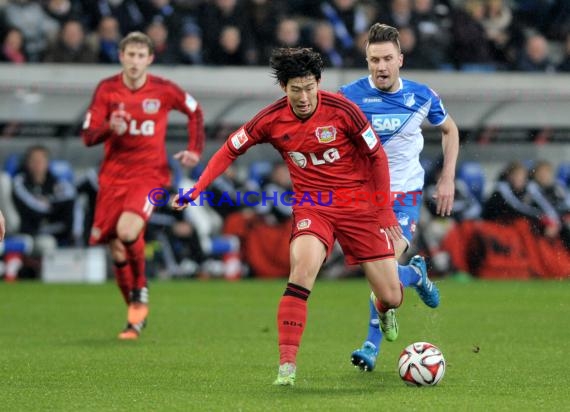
{"left": 113, "top": 260, "right": 133, "bottom": 304}
{"left": 277, "top": 283, "right": 311, "bottom": 365}
{"left": 375, "top": 282, "right": 404, "bottom": 312}
{"left": 123, "top": 236, "right": 147, "bottom": 290}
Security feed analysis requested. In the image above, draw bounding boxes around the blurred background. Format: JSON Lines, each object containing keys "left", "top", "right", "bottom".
{"left": 0, "top": 0, "right": 569, "bottom": 282}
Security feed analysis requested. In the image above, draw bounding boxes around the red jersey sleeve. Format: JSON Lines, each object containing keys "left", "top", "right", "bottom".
{"left": 81, "top": 81, "right": 113, "bottom": 146}
{"left": 167, "top": 82, "right": 206, "bottom": 156}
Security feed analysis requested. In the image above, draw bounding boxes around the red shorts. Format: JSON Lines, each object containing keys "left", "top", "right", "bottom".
{"left": 290, "top": 206, "right": 395, "bottom": 265}
{"left": 89, "top": 184, "right": 156, "bottom": 245}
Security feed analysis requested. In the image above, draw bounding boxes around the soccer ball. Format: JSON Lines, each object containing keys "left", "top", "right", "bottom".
{"left": 398, "top": 342, "right": 445, "bottom": 386}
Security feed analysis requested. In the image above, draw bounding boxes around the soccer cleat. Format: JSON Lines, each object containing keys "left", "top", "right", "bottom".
{"left": 378, "top": 309, "right": 398, "bottom": 342}
{"left": 273, "top": 363, "right": 296, "bottom": 386}
{"left": 410, "top": 255, "right": 440, "bottom": 308}
{"left": 118, "top": 319, "right": 146, "bottom": 340}
{"left": 351, "top": 341, "right": 378, "bottom": 372}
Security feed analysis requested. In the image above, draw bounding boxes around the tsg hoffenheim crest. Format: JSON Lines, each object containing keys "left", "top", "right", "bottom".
{"left": 403, "top": 93, "right": 415, "bottom": 107}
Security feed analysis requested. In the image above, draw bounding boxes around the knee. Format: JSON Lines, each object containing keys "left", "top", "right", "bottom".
{"left": 116, "top": 226, "right": 140, "bottom": 244}
{"left": 380, "top": 285, "right": 403, "bottom": 309}
{"left": 289, "top": 266, "right": 318, "bottom": 290}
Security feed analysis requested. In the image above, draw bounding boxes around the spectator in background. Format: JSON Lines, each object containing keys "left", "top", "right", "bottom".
{"left": 274, "top": 18, "right": 302, "bottom": 49}
{"left": 140, "top": 0, "right": 185, "bottom": 49}
{"left": 95, "top": 16, "right": 121, "bottom": 64}
{"left": 5, "top": 145, "right": 75, "bottom": 282}
{"left": 412, "top": 0, "right": 451, "bottom": 68}
{"left": 319, "top": 0, "right": 372, "bottom": 60}
{"left": 209, "top": 25, "right": 250, "bottom": 65}
{"left": 80, "top": 0, "right": 146, "bottom": 36}
{"left": 483, "top": 161, "right": 560, "bottom": 238}
{"left": 482, "top": 0, "right": 525, "bottom": 70}
{"left": 1, "top": 0, "right": 59, "bottom": 62}
{"left": 243, "top": 0, "right": 288, "bottom": 64}
{"left": 384, "top": 0, "right": 414, "bottom": 29}
{"left": 450, "top": 0, "right": 494, "bottom": 69}
{"left": 515, "top": 33, "right": 555, "bottom": 72}
{"left": 198, "top": 0, "right": 252, "bottom": 63}
{"left": 557, "top": 32, "right": 570, "bottom": 72}
{"left": 178, "top": 22, "right": 204, "bottom": 65}
{"left": 0, "top": 27, "right": 26, "bottom": 63}
{"left": 310, "top": 20, "right": 344, "bottom": 67}
{"left": 42, "top": 0, "right": 85, "bottom": 27}
{"left": 528, "top": 160, "right": 570, "bottom": 249}
{"left": 12, "top": 145, "right": 76, "bottom": 244}
{"left": 43, "top": 19, "right": 97, "bottom": 63}
{"left": 144, "top": 19, "right": 177, "bottom": 64}
{"left": 398, "top": 25, "right": 438, "bottom": 69}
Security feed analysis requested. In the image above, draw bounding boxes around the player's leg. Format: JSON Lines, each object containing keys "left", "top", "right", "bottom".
{"left": 336, "top": 209, "right": 400, "bottom": 371}
{"left": 393, "top": 194, "right": 440, "bottom": 308}
{"left": 116, "top": 211, "right": 148, "bottom": 340}
{"left": 362, "top": 257, "right": 402, "bottom": 343}
{"left": 274, "top": 234, "right": 327, "bottom": 386}
{"left": 109, "top": 238, "right": 133, "bottom": 305}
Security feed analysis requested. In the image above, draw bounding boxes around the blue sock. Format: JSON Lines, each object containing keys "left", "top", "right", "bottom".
{"left": 365, "top": 298, "right": 382, "bottom": 354}
{"left": 398, "top": 263, "right": 421, "bottom": 287}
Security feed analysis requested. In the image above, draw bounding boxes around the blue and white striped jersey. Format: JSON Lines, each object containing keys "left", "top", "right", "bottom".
{"left": 340, "top": 76, "right": 448, "bottom": 192}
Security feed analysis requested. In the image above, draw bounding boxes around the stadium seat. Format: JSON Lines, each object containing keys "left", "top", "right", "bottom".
{"left": 3, "top": 153, "right": 21, "bottom": 176}
{"left": 557, "top": 162, "right": 570, "bottom": 188}
{"left": 248, "top": 160, "right": 273, "bottom": 186}
{"left": 49, "top": 160, "right": 74, "bottom": 183}
{"left": 457, "top": 161, "right": 486, "bottom": 203}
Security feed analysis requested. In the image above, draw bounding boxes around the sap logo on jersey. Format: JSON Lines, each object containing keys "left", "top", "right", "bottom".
{"left": 288, "top": 148, "right": 340, "bottom": 168}
{"left": 371, "top": 114, "right": 409, "bottom": 134}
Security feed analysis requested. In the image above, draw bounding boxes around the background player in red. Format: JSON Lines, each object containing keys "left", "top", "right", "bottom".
{"left": 81, "top": 32, "right": 205, "bottom": 340}
{"left": 172, "top": 48, "right": 404, "bottom": 386}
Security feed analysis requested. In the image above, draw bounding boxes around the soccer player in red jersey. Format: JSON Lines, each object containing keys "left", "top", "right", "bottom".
{"left": 172, "top": 48, "right": 404, "bottom": 385}
{"left": 81, "top": 32, "right": 205, "bottom": 340}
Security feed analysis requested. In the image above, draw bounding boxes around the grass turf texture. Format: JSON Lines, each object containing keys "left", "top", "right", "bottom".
{"left": 0, "top": 279, "right": 568, "bottom": 411}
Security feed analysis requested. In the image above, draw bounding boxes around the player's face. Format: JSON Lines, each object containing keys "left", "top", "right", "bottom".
{"left": 283, "top": 75, "right": 320, "bottom": 119}
{"left": 366, "top": 42, "right": 403, "bottom": 92}
{"left": 119, "top": 43, "right": 154, "bottom": 83}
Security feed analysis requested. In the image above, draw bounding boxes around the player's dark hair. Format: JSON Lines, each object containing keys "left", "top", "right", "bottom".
{"left": 367, "top": 23, "right": 400, "bottom": 52}
{"left": 119, "top": 31, "right": 154, "bottom": 55}
{"left": 270, "top": 48, "right": 324, "bottom": 87}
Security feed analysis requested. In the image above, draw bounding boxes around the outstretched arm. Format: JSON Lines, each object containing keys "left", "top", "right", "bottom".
{"left": 171, "top": 143, "right": 237, "bottom": 210}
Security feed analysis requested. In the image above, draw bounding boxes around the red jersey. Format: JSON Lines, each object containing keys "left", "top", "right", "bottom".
{"left": 195, "top": 90, "right": 394, "bottom": 220}
{"left": 81, "top": 73, "right": 205, "bottom": 187}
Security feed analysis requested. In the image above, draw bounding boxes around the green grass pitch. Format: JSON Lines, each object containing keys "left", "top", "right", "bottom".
{"left": 0, "top": 279, "right": 568, "bottom": 411}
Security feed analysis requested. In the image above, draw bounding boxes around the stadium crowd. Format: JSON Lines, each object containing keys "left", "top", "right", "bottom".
{"left": 1, "top": 0, "right": 570, "bottom": 71}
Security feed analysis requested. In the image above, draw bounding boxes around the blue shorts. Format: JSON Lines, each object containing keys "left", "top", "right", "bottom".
{"left": 392, "top": 190, "right": 422, "bottom": 245}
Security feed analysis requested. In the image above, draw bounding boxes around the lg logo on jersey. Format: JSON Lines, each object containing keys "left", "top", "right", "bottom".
{"left": 288, "top": 148, "right": 340, "bottom": 168}
{"left": 116, "top": 119, "right": 156, "bottom": 136}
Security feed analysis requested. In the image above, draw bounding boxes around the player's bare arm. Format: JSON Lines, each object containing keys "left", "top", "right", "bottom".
{"left": 0, "top": 209, "right": 6, "bottom": 241}
{"left": 433, "top": 116, "right": 459, "bottom": 216}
